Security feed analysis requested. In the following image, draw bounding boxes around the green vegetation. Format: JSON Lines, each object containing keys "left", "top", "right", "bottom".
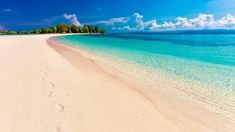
{"left": 0, "top": 23, "right": 106, "bottom": 35}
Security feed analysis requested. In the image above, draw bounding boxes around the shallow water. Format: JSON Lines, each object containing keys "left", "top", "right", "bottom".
{"left": 55, "top": 33, "right": 235, "bottom": 130}
{"left": 58, "top": 33, "right": 235, "bottom": 92}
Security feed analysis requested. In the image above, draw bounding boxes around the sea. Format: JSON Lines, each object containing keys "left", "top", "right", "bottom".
{"left": 57, "top": 32, "right": 235, "bottom": 118}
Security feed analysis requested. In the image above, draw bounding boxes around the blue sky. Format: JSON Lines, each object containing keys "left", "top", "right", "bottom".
{"left": 0, "top": 0, "right": 235, "bottom": 31}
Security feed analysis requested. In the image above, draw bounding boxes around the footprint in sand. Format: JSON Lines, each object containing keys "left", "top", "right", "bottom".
{"left": 56, "top": 104, "right": 65, "bottom": 112}
{"left": 54, "top": 127, "right": 61, "bottom": 132}
{"left": 40, "top": 77, "right": 45, "bottom": 81}
{"left": 47, "top": 91, "right": 53, "bottom": 98}
{"left": 49, "top": 82, "right": 55, "bottom": 87}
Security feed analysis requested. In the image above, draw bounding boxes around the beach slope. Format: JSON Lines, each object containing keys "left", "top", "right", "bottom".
{"left": 0, "top": 34, "right": 186, "bottom": 132}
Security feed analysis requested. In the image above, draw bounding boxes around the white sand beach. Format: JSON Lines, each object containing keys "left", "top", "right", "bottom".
{"left": 0, "top": 34, "right": 234, "bottom": 132}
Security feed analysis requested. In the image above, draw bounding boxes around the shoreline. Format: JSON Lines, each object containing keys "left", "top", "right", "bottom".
{"left": 0, "top": 34, "right": 183, "bottom": 131}
{"left": 0, "top": 34, "right": 234, "bottom": 131}
{"left": 49, "top": 35, "right": 235, "bottom": 132}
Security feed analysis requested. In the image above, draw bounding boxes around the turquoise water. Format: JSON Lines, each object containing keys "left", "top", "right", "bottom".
{"left": 58, "top": 33, "right": 235, "bottom": 91}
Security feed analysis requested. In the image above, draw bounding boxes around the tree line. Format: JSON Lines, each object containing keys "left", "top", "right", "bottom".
{"left": 0, "top": 23, "right": 106, "bottom": 34}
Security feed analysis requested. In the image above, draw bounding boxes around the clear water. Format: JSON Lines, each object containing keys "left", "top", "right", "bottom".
{"left": 58, "top": 33, "right": 235, "bottom": 91}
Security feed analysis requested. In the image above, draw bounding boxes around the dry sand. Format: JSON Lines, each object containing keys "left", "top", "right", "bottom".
{"left": 0, "top": 34, "right": 233, "bottom": 132}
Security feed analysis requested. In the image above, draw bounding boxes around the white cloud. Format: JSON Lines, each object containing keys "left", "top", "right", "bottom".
{"left": 106, "top": 13, "right": 235, "bottom": 31}
{"left": 133, "top": 13, "right": 145, "bottom": 29}
{"left": 93, "top": 17, "right": 129, "bottom": 26}
{"left": 191, "top": 14, "right": 215, "bottom": 28}
{"left": 161, "top": 22, "right": 176, "bottom": 29}
{"left": 122, "top": 26, "right": 133, "bottom": 30}
{"left": 175, "top": 17, "right": 193, "bottom": 28}
{"left": 96, "top": 13, "right": 161, "bottom": 31}
{"left": 172, "top": 14, "right": 216, "bottom": 29}
{"left": 43, "top": 13, "right": 84, "bottom": 26}
{"left": 170, "top": 13, "right": 235, "bottom": 30}
{"left": 216, "top": 14, "right": 235, "bottom": 28}
{"left": 132, "top": 13, "right": 161, "bottom": 30}
{"left": 63, "top": 13, "right": 82, "bottom": 26}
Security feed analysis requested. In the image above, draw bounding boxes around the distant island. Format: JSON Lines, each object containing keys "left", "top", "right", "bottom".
{"left": 0, "top": 23, "right": 106, "bottom": 34}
